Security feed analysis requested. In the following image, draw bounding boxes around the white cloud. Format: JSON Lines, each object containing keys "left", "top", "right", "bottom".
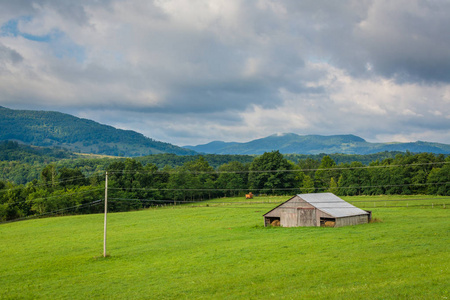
{"left": 0, "top": 0, "right": 449, "bottom": 146}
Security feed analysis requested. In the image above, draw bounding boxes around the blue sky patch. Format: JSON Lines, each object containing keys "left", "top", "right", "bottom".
{"left": 1, "top": 16, "right": 33, "bottom": 38}
{"left": 1, "top": 16, "right": 57, "bottom": 43}
{"left": 1, "top": 16, "right": 85, "bottom": 63}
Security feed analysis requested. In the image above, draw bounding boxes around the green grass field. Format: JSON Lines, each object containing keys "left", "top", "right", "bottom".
{"left": 1, "top": 195, "right": 449, "bottom": 299}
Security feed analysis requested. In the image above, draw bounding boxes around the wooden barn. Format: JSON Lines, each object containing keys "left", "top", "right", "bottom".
{"left": 263, "top": 193, "right": 370, "bottom": 227}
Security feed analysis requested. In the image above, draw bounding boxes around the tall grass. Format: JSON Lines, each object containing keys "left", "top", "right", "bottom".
{"left": 0, "top": 195, "right": 448, "bottom": 299}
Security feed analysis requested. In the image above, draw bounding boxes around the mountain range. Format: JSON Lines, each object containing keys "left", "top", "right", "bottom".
{"left": 1, "top": 106, "right": 449, "bottom": 156}
{"left": 184, "top": 133, "right": 450, "bottom": 155}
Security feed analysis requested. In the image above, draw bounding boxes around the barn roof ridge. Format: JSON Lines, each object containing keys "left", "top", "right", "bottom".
{"left": 262, "top": 195, "right": 297, "bottom": 217}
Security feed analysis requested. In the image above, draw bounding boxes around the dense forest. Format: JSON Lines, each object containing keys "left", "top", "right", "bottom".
{"left": 1, "top": 148, "right": 449, "bottom": 222}
{"left": 0, "top": 141, "right": 414, "bottom": 185}
{"left": 0, "top": 142, "right": 256, "bottom": 184}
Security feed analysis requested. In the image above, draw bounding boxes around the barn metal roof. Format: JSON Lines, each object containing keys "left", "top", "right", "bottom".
{"left": 298, "top": 193, "right": 368, "bottom": 218}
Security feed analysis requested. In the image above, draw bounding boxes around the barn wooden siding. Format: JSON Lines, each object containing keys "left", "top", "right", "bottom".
{"left": 334, "top": 214, "right": 369, "bottom": 227}
{"left": 264, "top": 207, "right": 368, "bottom": 227}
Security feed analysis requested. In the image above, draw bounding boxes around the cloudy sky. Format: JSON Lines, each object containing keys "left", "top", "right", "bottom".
{"left": 0, "top": 0, "right": 449, "bottom": 146}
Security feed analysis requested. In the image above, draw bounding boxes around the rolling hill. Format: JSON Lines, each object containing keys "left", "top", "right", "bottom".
{"left": 184, "top": 133, "right": 450, "bottom": 155}
{"left": 0, "top": 106, "right": 196, "bottom": 157}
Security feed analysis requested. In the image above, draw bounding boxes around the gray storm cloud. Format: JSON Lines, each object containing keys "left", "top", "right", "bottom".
{"left": 0, "top": 0, "right": 449, "bottom": 145}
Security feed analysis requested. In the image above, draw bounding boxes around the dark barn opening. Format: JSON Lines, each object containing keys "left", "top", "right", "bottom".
{"left": 320, "top": 217, "right": 336, "bottom": 227}
{"left": 265, "top": 217, "right": 281, "bottom": 227}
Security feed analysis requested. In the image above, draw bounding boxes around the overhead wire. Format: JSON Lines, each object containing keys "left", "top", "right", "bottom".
{"left": 0, "top": 170, "right": 105, "bottom": 194}
{"left": 106, "top": 200, "right": 449, "bottom": 210}
{"left": 105, "top": 181, "right": 450, "bottom": 192}
{"left": 0, "top": 199, "right": 103, "bottom": 224}
{"left": 2, "top": 192, "right": 447, "bottom": 225}
{"left": 106, "top": 161, "right": 450, "bottom": 175}
{"left": 1, "top": 187, "right": 104, "bottom": 206}
{"left": 108, "top": 196, "right": 450, "bottom": 204}
{"left": 1, "top": 160, "right": 448, "bottom": 194}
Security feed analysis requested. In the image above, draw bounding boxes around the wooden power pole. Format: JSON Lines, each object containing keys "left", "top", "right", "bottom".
{"left": 103, "top": 171, "right": 108, "bottom": 257}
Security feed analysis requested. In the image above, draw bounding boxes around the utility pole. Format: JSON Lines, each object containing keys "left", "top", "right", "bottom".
{"left": 103, "top": 171, "right": 108, "bottom": 257}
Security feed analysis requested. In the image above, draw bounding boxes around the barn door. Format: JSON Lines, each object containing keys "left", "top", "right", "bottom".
{"left": 280, "top": 211, "right": 297, "bottom": 227}
{"left": 298, "top": 208, "right": 317, "bottom": 226}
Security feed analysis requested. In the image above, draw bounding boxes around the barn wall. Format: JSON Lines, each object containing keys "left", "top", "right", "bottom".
{"left": 335, "top": 215, "right": 369, "bottom": 227}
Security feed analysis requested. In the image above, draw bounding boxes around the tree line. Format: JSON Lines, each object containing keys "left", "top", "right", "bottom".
{"left": 1, "top": 151, "right": 449, "bottom": 222}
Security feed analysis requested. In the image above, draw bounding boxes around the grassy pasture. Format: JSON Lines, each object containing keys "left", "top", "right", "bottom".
{"left": 0, "top": 195, "right": 449, "bottom": 299}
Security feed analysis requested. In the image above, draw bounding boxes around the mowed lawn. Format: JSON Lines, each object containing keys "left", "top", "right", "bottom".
{"left": 0, "top": 195, "right": 448, "bottom": 299}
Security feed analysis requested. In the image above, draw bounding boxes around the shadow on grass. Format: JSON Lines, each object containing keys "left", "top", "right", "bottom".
{"left": 93, "top": 253, "right": 112, "bottom": 260}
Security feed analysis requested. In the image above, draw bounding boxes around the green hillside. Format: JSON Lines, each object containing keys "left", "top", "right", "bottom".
{"left": 0, "top": 106, "right": 196, "bottom": 157}
{"left": 185, "top": 133, "right": 450, "bottom": 155}
{"left": 0, "top": 195, "right": 448, "bottom": 299}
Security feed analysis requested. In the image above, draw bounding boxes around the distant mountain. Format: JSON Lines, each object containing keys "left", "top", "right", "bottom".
{"left": 183, "top": 141, "right": 240, "bottom": 154}
{"left": 184, "top": 133, "right": 450, "bottom": 155}
{"left": 0, "top": 106, "right": 196, "bottom": 157}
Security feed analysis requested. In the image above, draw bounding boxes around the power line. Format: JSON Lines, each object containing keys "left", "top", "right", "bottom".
{"left": 0, "top": 171, "right": 104, "bottom": 194}
{"left": 1, "top": 161, "right": 447, "bottom": 193}
{"left": 104, "top": 181, "right": 450, "bottom": 192}
{"left": 1, "top": 188, "right": 104, "bottom": 206}
{"left": 106, "top": 201, "right": 448, "bottom": 210}
{"left": 0, "top": 199, "right": 103, "bottom": 224}
{"left": 2, "top": 194, "right": 447, "bottom": 225}
{"left": 109, "top": 196, "right": 450, "bottom": 204}
{"left": 1, "top": 177, "right": 448, "bottom": 211}
{"left": 1, "top": 180, "right": 447, "bottom": 205}
{"left": 106, "top": 161, "right": 450, "bottom": 175}
{"left": 108, "top": 197, "right": 449, "bottom": 205}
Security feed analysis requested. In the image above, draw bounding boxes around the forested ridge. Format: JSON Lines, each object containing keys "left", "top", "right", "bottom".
{"left": 0, "top": 141, "right": 77, "bottom": 162}
{"left": 1, "top": 146, "right": 449, "bottom": 222}
{"left": 185, "top": 133, "right": 450, "bottom": 155}
{"left": 0, "top": 106, "right": 196, "bottom": 156}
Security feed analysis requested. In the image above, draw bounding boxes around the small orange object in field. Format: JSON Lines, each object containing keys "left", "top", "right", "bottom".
{"left": 245, "top": 192, "right": 253, "bottom": 199}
